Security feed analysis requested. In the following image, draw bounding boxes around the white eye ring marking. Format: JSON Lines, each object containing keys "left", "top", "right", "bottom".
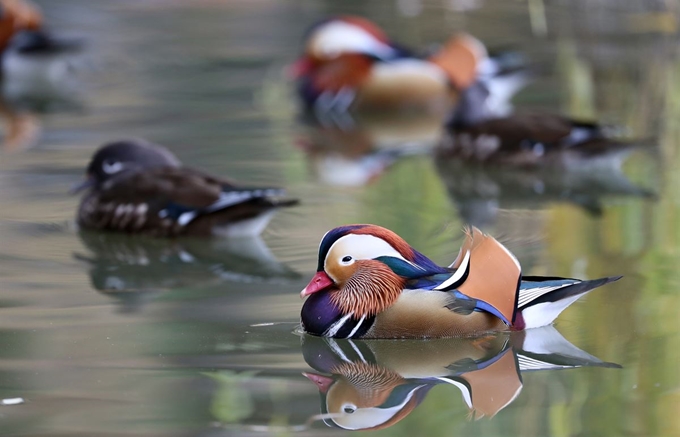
{"left": 342, "top": 403, "right": 357, "bottom": 414}
{"left": 103, "top": 160, "right": 125, "bottom": 174}
{"left": 340, "top": 255, "right": 354, "bottom": 265}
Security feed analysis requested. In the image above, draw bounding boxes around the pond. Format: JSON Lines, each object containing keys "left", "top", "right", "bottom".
{"left": 0, "top": 0, "right": 678, "bottom": 436}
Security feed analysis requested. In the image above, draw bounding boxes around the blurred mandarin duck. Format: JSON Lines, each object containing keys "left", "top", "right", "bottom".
{"left": 300, "top": 224, "right": 620, "bottom": 338}
{"left": 0, "top": 0, "right": 85, "bottom": 150}
{"left": 440, "top": 84, "right": 649, "bottom": 168}
{"left": 302, "top": 328, "right": 619, "bottom": 430}
{"left": 0, "top": 0, "right": 82, "bottom": 85}
{"left": 291, "top": 16, "right": 526, "bottom": 115}
{"left": 72, "top": 139, "right": 298, "bottom": 237}
{"left": 0, "top": 0, "right": 42, "bottom": 52}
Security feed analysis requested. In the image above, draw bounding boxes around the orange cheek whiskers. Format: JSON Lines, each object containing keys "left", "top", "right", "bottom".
{"left": 330, "top": 261, "right": 403, "bottom": 318}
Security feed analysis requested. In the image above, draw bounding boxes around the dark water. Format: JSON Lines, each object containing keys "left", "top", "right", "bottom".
{"left": 0, "top": 1, "right": 678, "bottom": 436}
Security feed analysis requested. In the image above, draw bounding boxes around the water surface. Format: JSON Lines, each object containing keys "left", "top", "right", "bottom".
{"left": 0, "top": 1, "right": 678, "bottom": 436}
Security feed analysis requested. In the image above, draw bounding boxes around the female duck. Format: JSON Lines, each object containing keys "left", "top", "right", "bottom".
{"left": 72, "top": 139, "right": 298, "bottom": 237}
{"left": 300, "top": 224, "right": 620, "bottom": 338}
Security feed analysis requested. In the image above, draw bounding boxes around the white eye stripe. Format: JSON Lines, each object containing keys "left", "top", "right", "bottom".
{"left": 325, "top": 234, "right": 406, "bottom": 267}
{"left": 311, "top": 21, "right": 395, "bottom": 59}
{"left": 103, "top": 160, "right": 125, "bottom": 174}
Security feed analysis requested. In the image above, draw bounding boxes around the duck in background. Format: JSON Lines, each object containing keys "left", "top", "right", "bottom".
{"left": 290, "top": 16, "right": 527, "bottom": 186}
{"left": 74, "top": 232, "right": 299, "bottom": 313}
{"left": 435, "top": 84, "right": 656, "bottom": 226}
{"left": 302, "top": 327, "right": 619, "bottom": 430}
{"left": 441, "top": 84, "right": 649, "bottom": 167}
{"left": 71, "top": 139, "right": 299, "bottom": 237}
{"left": 300, "top": 224, "right": 620, "bottom": 339}
{"left": 0, "top": 0, "right": 42, "bottom": 52}
{"left": 0, "top": 0, "right": 85, "bottom": 150}
{"left": 291, "top": 16, "right": 527, "bottom": 121}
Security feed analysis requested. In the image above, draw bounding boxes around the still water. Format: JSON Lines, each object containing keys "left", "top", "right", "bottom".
{"left": 0, "top": 0, "right": 678, "bottom": 436}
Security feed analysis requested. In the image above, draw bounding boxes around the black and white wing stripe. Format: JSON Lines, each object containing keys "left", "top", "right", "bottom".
{"left": 517, "top": 282, "right": 579, "bottom": 309}
{"left": 175, "top": 188, "right": 285, "bottom": 226}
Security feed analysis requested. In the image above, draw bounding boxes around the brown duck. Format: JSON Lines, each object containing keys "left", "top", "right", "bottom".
{"left": 72, "top": 139, "right": 298, "bottom": 237}
{"left": 440, "top": 82, "right": 647, "bottom": 167}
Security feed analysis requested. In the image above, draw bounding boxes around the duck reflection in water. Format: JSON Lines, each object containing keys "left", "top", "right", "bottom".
{"left": 301, "top": 326, "right": 619, "bottom": 431}
{"left": 74, "top": 231, "right": 299, "bottom": 313}
{"left": 296, "top": 112, "right": 442, "bottom": 187}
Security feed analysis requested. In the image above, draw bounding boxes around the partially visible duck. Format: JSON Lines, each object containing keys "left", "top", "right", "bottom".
{"left": 302, "top": 327, "right": 619, "bottom": 430}
{"left": 2, "top": 29, "right": 84, "bottom": 105}
{"left": 72, "top": 139, "right": 299, "bottom": 237}
{"left": 0, "top": 0, "right": 42, "bottom": 53}
{"left": 440, "top": 82, "right": 652, "bottom": 168}
{"left": 291, "top": 16, "right": 526, "bottom": 116}
{"left": 0, "top": 0, "right": 84, "bottom": 104}
{"left": 0, "top": 0, "right": 85, "bottom": 150}
{"left": 300, "top": 224, "right": 620, "bottom": 338}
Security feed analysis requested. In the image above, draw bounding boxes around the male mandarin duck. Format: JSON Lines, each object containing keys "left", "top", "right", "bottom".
{"left": 291, "top": 16, "right": 526, "bottom": 115}
{"left": 300, "top": 224, "right": 620, "bottom": 338}
{"left": 302, "top": 329, "right": 619, "bottom": 430}
{"left": 72, "top": 139, "right": 298, "bottom": 237}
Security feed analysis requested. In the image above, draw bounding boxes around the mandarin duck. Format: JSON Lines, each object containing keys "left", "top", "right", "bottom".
{"left": 291, "top": 16, "right": 526, "bottom": 116}
{"left": 0, "top": 0, "right": 84, "bottom": 103}
{"left": 440, "top": 81, "right": 654, "bottom": 168}
{"left": 302, "top": 328, "right": 619, "bottom": 430}
{"left": 0, "top": 0, "right": 42, "bottom": 53}
{"left": 72, "top": 139, "right": 299, "bottom": 237}
{"left": 300, "top": 225, "right": 620, "bottom": 338}
{"left": 0, "top": 0, "right": 85, "bottom": 150}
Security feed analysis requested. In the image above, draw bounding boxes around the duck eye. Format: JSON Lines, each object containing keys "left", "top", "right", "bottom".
{"left": 343, "top": 404, "right": 356, "bottom": 414}
{"left": 102, "top": 160, "right": 124, "bottom": 175}
{"left": 341, "top": 255, "right": 353, "bottom": 264}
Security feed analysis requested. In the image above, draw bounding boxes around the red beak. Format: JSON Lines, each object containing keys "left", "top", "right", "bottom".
{"left": 300, "top": 271, "right": 333, "bottom": 298}
{"left": 286, "top": 57, "right": 314, "bottom": 79}
{"left": 302, "top": 372, "right": 334, "bottom": 394}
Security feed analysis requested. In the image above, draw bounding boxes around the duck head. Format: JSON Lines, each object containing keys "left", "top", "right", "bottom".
{"left": 304, "top": 362, "right": 425, "bottom": 431}
{"left": 71, "top": 139, "right": 181, "bottom": 193}
{"left": 301, "top": 225, "right": 448, "bottom": 331}
{"left": 305, "top": 16, "right": 395, "bottom": 60}
{"left": 291, "top": 16, "right": 398, "bottom": 78}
